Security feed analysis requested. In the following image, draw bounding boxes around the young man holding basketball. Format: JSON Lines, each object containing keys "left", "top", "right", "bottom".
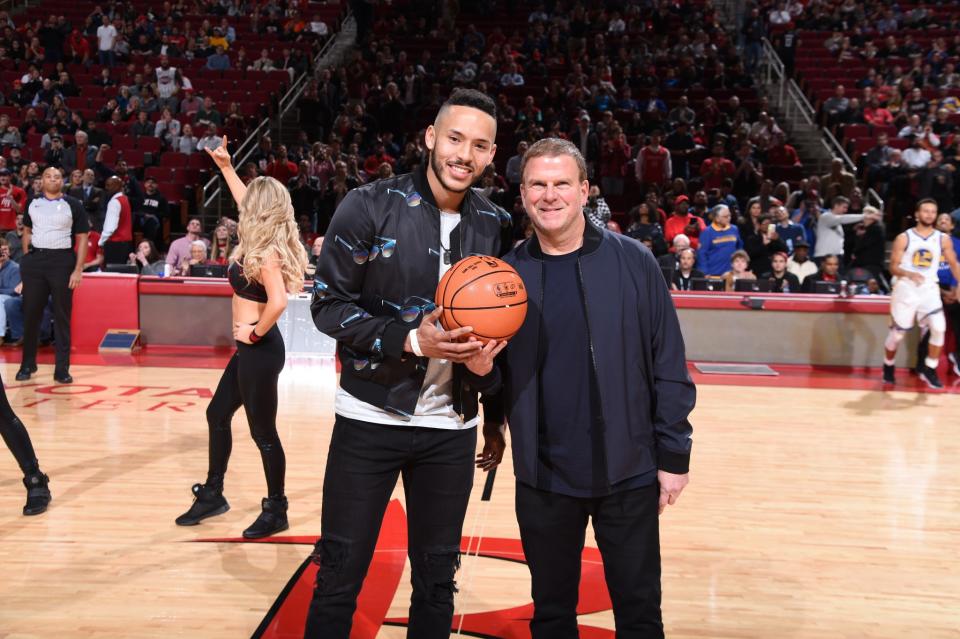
{"left": 489, "top": 138, "right": 695, "bottom": 638}
{"left": 883, "top": 198, "right": 960, "bottom": 389}
{"left": 307, "top": 89, "right": 510, "bottom": 638}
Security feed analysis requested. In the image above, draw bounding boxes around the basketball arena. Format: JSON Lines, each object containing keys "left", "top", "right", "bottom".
{"left": 1, "top": 1, "right": 959, "bottom": 638}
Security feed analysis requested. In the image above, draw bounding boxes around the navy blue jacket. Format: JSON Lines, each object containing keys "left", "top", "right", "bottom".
{"left": 490, "top": 222, "right": 695, "bottom": 487}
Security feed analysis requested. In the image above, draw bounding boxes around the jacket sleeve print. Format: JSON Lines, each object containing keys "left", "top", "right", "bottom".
{"left": 311, "top": 188, "right": 411, "bottom": 358}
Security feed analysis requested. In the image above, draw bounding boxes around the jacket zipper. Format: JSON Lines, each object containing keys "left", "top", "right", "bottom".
{"left": 576, "top": 256, "right": 612, "bottom": 492}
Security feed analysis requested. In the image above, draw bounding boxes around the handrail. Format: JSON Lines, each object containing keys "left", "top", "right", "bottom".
{"left": 199, "top": 14, "right": 345, "bottom": 222}
{"left": 759, "top": 38, "right": 885, "bottom": 211}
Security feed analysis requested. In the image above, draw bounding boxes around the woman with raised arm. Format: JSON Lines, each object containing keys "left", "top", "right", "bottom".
{"left": 175, "top": 136, "right": 308, "bottom": 538}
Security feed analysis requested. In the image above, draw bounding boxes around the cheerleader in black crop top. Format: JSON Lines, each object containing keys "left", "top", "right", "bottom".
{"left": 176, "top": 138, "right": 308, "bottom": 539}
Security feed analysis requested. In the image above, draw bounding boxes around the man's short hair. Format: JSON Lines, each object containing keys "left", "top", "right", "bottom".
{"left": 438, "top": 88, "right": 497, "bottom": 121}
{"left": 831, "top": 195, "right": 850, "bottom": 208}
{"left": 915, "top": 197, "right": 938, "bottom": 211}
{"left": 520, "top": 137, "right": 588, "bottom": 183}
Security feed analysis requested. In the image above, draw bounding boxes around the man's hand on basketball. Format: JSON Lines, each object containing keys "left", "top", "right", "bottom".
{"left": 407, "top": 306, "right": 482, "bottom": 362}
{"left": 477, "top": 422, "right": 506, "bottom": 472}
{"left": 657, "top": 470, "right": 689, "bottom": 515}
{"left": 463, "top": 337, "right": 507, "bottom": 377}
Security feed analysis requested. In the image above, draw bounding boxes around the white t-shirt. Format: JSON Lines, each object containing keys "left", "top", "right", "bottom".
{"left": 97, "top": 25, "right": 118, "bottom": 51}
{"left": 335, "top": 211, "right": 475, "bottom": 430}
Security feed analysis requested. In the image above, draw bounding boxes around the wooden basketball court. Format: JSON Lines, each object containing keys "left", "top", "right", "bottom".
{"left": 1, "top": 355, "right": 958, "bottom": 638}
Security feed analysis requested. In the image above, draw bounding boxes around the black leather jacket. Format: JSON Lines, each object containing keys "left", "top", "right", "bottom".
{"left": 311, "top": 168, "right": 510, "bottom": 421}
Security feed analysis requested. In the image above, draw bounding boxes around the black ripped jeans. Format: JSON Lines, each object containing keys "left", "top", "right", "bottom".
{"left": 205, "top": 326, "right": 286, "bottom": 496}
{"left": 305, "top": 416, "right": 476, "bottom": 639}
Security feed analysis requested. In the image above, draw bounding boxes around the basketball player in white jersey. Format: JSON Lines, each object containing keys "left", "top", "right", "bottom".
{"left": 884, "top": 199, "right": 960, "bottom": 388}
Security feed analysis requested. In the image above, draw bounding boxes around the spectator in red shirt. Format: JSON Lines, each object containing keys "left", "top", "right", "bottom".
{"left": 265, "top": 145, "right": 299, "bottom": 184}
{"left": 664, "top": 195, "right": 707, "bottom": 250}
{"left": 363, "top": 144, "right": 395, "bottom": 176}
{"left": 599, "top": 126, "right": 631, "bottom": 196}
{"left": 700, "top": 142, "right": 736, "bottom": 191}
{"left": 766, "top": 133, "right": 801, "bottom": 166}
{"left": 66, "top": 29, "right": 91, "bottom": 65}
{"left": 863, "top": 98, "right": 894, "bottom": 127}
{"left": 0, "top": 169, "right": 27, "bottom": 232}
{"left": 635, "top": 129, "right": 672, "bottom": 188}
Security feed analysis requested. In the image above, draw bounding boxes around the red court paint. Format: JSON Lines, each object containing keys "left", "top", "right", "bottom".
{"left": 196, "top": 500, "right": 619, "bottom": 638}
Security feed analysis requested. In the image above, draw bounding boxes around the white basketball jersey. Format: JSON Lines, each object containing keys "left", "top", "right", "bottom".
{"left": 899, "top": 228, "right": 942, "bottom": 284}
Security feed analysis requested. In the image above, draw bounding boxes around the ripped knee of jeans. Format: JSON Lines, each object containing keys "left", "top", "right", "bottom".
{"left": 311, "top": 536, "right": 351, "bottom": 595}
{"left": 414, "top": 546, "right": 461, "bottom": 604}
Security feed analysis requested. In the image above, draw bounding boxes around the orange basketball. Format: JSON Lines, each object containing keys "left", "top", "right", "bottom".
{"left": 436, "top": 256, "right": 528, "bottom": 343}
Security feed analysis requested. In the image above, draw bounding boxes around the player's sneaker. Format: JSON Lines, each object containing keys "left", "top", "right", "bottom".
{"left": 882, "top": 364, "right": 896, "bottom": 385}
{"left": 917, "top": 365, "right": 944, "bottom": 390}
{"left": 948, "top": 352, "right": 960, "bottom": 377}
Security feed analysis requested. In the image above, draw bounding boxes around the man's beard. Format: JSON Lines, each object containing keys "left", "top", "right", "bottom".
{"left": 429, "top": 150, "right": 476, "bottom": 195}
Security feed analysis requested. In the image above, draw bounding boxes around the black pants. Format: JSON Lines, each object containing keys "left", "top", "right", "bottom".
{"left": 0, "top": 375, "right": 40, "bottom": 476}
{"left": 516, "top": 481, "right": 664, "bottom": 639}
{"left": 916, "top": 301, "right": 960, "bottom": 365}
{"left": 103, "top": 241, "right": 134, "bottom": 266}
{"left": 205, "top": 326, "right": 286, "bottom": 496}
{"left": 305, "top": 417, "right": 476, "bottom": 639}
{"left": 20, "top": 249, "right": 75, "bottom": 375}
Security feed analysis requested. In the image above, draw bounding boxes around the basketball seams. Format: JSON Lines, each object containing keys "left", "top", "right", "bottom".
{"left": 448, "top": 270, "right": 523, "bottom": 308}
{"left": 445, "top": 300, "right": 529, "bottom": 311}
{"left": 435, "top": 256, "right": 527, "bottom": 341}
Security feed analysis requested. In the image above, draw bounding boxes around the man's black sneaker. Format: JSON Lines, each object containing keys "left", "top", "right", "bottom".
{"left": 175, "top": 483, "right": 230, "bottom": 526}
{"left": 917, "top": 365, "right": 944, "bottom": 390}
{"left": 23, "top": 472, "right": 51, "bottom": 516}
{"left": 882, "top": 364, "right": 895, "bottom": 385}
{"left": 53, "top": 372, "right": 73, "bottom": 384}
{"left": 242, "top": 496, "right": 289, "bottom": 539}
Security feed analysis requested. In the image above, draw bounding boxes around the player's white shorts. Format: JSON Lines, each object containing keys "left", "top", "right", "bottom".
{"left": 890, "top": 279, "right": 945, "bottom": 332}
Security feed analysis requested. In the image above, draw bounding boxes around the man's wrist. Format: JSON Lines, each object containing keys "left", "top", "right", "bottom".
{"left": 482, "top": 421, "right": 504, "bottom": 434}
{"left": 408, "top": 328, "right": 424, "bottom": 357}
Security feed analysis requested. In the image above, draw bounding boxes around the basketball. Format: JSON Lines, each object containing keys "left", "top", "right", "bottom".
{"left": 435, "top": 256, "right": 528, "bottom": 343}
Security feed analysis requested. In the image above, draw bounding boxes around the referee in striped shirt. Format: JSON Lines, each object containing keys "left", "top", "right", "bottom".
{"left": 16, "top": 167, "right": 89, "bottom": 384}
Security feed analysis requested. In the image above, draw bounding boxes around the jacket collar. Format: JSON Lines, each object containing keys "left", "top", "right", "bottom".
{"left": 411, "top": 165, "right": 474, "bottom": 215}
{"left": 525, "top": 215, "right": 603, "bottom": 260}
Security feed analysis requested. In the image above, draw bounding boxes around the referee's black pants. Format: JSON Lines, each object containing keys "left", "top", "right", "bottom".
{"left": 305, "top": 416, "right": 476, "bottom": 639}
{"left": 20, "top": 249, "right": 75, "bottom": 376}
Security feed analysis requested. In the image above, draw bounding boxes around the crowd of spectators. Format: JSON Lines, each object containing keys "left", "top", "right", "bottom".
{"left": 6, "top": 0, "right": 957, "bottom": 305}
{"left": 0, "top": 1, "right": 330, "bottom": 258}
{"left": 276, "top": 0, "right": 889, "bottom": 295}
{"left": 743, "top": 0, "right": 960, "bottom": 237}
